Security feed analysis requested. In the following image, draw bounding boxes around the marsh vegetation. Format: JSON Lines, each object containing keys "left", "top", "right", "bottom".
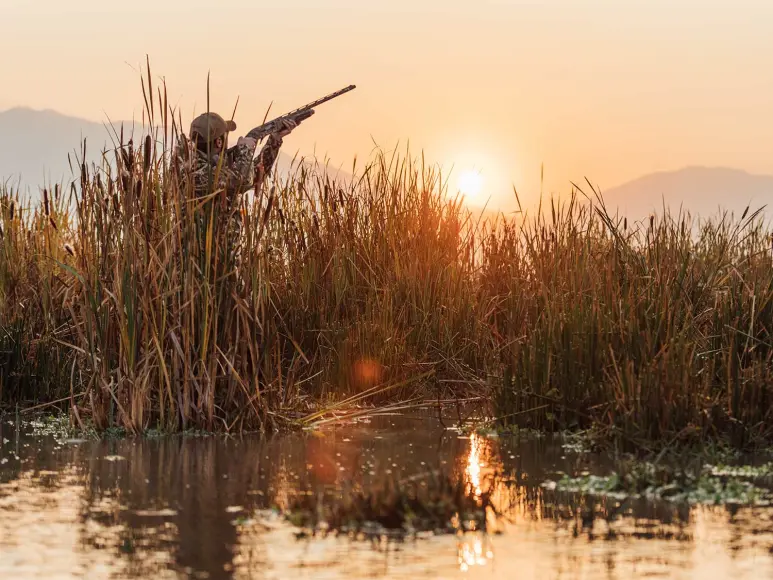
{"left": 1, "top": 71, "right": 772, "bottom": 452}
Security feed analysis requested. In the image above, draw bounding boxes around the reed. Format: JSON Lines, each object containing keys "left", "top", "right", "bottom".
{"left": 487, "top": 187, "right": 773, "bottom": 448}
{"left": 1, "top": 68, "right": 771, "bottom": 448}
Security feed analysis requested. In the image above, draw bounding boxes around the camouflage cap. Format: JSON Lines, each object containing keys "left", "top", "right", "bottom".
{"left": 189, "top": 112, "right": 237, "bottom": 142}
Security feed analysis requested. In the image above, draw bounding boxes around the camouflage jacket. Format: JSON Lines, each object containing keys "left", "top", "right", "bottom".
{"left": 173, "top": 133, "right": 283, "bottom": 261}
{"left": 174, "top": 133, "right": 284, "bottom": 202}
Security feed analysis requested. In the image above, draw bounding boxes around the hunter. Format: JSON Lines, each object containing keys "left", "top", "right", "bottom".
{"left": 174, "top": 111, "right": 297, "bottom": 255}
{"left": 177, "top": 111, "right": 296, "bottom": 199}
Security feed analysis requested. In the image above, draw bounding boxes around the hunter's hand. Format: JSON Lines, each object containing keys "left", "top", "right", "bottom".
{"left": 237, "top": 136, "right": 257, "bottom": 148}
{"left": 275, "top": 118, "right": 298, "bottom": 138}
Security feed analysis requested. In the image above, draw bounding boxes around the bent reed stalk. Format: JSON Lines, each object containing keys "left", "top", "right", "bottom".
{"left": 1, "top": 69, "right": 772, "bottom": 447}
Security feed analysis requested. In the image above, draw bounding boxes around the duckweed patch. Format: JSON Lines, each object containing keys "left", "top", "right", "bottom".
{"left": 704, "top": 462, "right": 773, "bottom": 482}
{"left": 5, "top": 412, "right": 216, "bottom": 443}
{"left": 25, "top": 414, "right": 83, "bottom": 443}
{"left": 544, "top": 461, "right": 773, "bottom": 506}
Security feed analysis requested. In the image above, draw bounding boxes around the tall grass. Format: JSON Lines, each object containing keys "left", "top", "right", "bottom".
{"left": 487, "top": 191, "right": 773, "bottom": 448}
{"left": 1, "top": 70, "right": 771, "bottom": 447}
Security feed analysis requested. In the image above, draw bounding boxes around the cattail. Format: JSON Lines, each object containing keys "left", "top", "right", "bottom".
{"left": 123, "top": 139, "right": 134, "bottom": 172}
{"left": 49, "top": 216, "right": 58, "bottom": 231}
{"left": 80, "top": 163, "right": 88, "bottom": 193}
{"left": 262, "top": 193, "right": 274, "bottom": 226}
{"left": 9, "top": 200, "right": 14, "bottom": 221}
{"left": 43, "top": 188, "right": 50, "bottom": 216}
{"left": 121, "top": 171, "right": 131, "bottom": 193}
{"left": 54, "top": 184, "right": 60, "bottom": 201}
{"left": 64, "top": 243, "right": 75, "bottom": 257}
{"left": 143, "top": 135, "right": 152, "bottom": 174}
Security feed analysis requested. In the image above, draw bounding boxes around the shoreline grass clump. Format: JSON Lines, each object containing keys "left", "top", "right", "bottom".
{"left": 0, "top": 69, "right": 493, "bottom": 435}
{"left": 488, "top": 191, "right": 773, "bottom": 449}
{"left": 1, "top": 67, "right": 772, "bottom": 449}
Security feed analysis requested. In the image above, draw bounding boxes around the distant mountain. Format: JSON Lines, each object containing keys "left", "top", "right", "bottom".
{"left": 0, "top": 107, "right": 126, "bottom": 193}
{"left": 0, "top": 107, "right": 346, "bottom": 198}
{"left": 593, "top": 166, "right": 773, "bottom": 224}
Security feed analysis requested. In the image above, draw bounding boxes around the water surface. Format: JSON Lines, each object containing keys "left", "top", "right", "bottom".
{"left": 1, "top": 412, "right": 773, "bottom": 579}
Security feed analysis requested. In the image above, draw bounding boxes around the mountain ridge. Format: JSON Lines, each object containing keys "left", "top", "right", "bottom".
{"left": 593, "top": 165, "right": 773, "bottom": 222}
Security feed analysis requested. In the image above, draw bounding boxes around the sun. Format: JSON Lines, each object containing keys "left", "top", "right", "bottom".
{"left": 457, "top": 169, "right": 484, "bottom": 202}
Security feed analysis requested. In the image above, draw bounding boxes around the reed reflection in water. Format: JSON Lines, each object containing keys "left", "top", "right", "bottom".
{"left": 1, "top": 415, "right": 773, "bottom": 579}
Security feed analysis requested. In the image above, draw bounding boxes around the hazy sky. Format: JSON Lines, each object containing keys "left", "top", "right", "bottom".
{"left": 3, "top": 0, "right": 773, "bottom": 210}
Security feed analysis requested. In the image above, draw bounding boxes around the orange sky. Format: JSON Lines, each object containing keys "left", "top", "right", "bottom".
{"left": 2, "top": 0, "right": 773, "bottom": 211}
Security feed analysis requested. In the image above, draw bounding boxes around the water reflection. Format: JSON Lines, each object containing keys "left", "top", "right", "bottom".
{"left": 466, "top": 433, "right": 483, "bottom": 498}
{"left": 458, "top": 433, "right": 495, "bottom": 572}
{"left": 0, "top": 414, "right": 772, "bottom": 578}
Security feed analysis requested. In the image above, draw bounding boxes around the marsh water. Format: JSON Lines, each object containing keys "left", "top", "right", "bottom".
{"left": 1, "top": 412, "right": 773, "bottom": 579}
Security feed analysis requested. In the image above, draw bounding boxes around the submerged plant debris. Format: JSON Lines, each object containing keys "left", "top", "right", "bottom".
{"left": 544, "top": 460, "right": 773, "bottom": 506}
{"left": 283, "top": 471, "right": 498, "bottom": 540}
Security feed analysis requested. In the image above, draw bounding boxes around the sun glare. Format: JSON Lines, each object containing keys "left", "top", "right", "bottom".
{"left": 457, "top": 169, "right": 484, "bottom": 203}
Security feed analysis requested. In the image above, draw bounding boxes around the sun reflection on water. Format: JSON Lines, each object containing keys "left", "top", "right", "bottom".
{"left": 458, "top": 432, "right": 496, "bottom": 571}
{"left": 466, "top": 433, "right": 482, "bottom": 498}
{"left": 457, "top": 533, "right": 495, "bottom": 572}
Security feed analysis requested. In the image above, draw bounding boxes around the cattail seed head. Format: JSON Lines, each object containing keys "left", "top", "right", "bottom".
{"left": 43, "top": 189, "right": 50, "bottom": 216}
{"left": 121, "top": 171, "right": 131, "bottom": 193}
{"left": 143, "top": 135, "right": 152, "bottom": 174}
{"left": 262, "top": 194, "right": 274, "bottom": 226}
